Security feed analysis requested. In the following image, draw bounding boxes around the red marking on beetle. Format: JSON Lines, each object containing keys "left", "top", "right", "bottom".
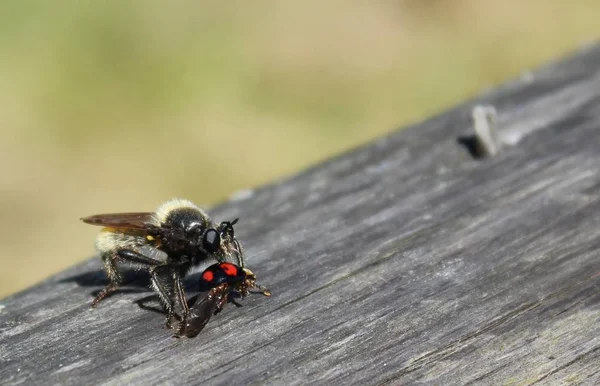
{"left": 202, "top": 270, "right": 214, "bottom": 282}
{"left": 220, "top": 263, "right": 238, "bottom": 276}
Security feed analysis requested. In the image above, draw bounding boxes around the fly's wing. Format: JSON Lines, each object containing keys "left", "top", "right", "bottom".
{"left": 80, "top": 212, "right": 155, "bottom": 230}
{"left": 184, "top": 286, "right": 229, "bottom": 338}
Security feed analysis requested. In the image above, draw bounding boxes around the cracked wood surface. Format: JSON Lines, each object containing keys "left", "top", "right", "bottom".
{"left": 2, "top": 44, "right": 600, "bottom": 385}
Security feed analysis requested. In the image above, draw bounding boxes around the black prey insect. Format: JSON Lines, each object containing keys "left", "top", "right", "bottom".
{"left": 81, "top": 198, "right": 245, "bottom": 334}
{"left": 182, "top": 262, "right": 270, "bottom": 338}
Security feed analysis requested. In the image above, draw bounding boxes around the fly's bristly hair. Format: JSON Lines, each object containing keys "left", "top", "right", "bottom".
{"left": 152, "top": 199, "right": 210, "bottom": 228}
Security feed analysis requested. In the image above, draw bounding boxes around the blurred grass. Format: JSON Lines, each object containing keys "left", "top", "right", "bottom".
{"left": 1, "top": 1, "right": 600, "bottom": 298}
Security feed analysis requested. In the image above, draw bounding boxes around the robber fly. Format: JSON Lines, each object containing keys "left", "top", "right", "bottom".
{"left": 81, "top": 198, "right": 245, "bottom": 334}
{"left": 182, "top": 262, "right": 270, "bottom": 338}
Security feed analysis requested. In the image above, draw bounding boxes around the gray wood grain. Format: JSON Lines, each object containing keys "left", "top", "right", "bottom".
{"left": 3, "top": 44, "right": 600, "bottom": 385}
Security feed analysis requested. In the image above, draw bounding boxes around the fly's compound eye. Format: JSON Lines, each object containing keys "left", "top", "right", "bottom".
{"left": 203, "top": 229, "right": 221, "bottom": 253}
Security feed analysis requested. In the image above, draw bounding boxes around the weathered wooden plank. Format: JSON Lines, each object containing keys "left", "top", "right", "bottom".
{"left": 2, "top": 44, "right": 600, "bottom": 385}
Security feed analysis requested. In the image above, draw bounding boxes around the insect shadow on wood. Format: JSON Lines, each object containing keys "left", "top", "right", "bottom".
{"left": 60, "top": 268, "right": 151, "bottom": 293}
{"left": 134, "top": 294, "right": 167, "bottom": 315}
{"left": 61, "top": 268, "right": 202, "bottom": 312}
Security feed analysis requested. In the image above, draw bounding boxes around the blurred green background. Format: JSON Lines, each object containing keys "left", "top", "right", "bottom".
{"left": 1, "top": 1, "right": 599, "bottom": 298}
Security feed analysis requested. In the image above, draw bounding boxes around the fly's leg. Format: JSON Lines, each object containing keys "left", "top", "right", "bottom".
{"left": 93, "top": 248, "right": 176, "bottom": 328}
{"left": 172, "top": 270, "right": 189, "bottom": 335}
{"left": 92, "top": 251, "right": 122, "bottom": 307}
{"left": 148, "top": 264, "right": 178, "bottom": 329}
